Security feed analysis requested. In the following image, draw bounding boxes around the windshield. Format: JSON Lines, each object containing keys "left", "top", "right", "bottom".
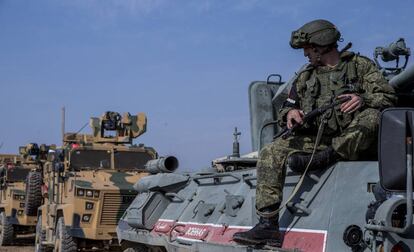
{"left": 70, "top": 150, "right": 111, "bottom": 170}
{"left": 114, "top": 151, "right": 153, "bottom": 170}
{"left": 6, "top": 167, "right": 31, "bottom": 182}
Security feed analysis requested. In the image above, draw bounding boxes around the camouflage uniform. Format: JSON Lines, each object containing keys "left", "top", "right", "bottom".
{"left": 256, "top": 51, "right": 397, "bottom": 212}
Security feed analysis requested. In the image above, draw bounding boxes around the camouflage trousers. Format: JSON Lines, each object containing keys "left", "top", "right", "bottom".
{"left": 256, "top": 108, "right": 380, "bottom": 214}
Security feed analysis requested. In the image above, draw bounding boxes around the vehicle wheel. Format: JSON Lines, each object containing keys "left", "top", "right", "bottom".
{"left": 35, "top": 215, "right": 50, "bottom": 252}
{"left": 25, "top": 171, "right": 43, "bottom": 216}
{"left": 0, "top": 212, "right": 14, "bottom": 245}
{"left": 54, "top": 217, "right": 77, "bottom": 252}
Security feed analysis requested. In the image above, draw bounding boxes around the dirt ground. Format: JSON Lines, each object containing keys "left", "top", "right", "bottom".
{"left": 0, "top": 247, "right": 34, "bottom": 252}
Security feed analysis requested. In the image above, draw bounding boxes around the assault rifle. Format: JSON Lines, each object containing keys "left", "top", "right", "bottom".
{"left": 274, "top": 96, "right": 352, "bottom": 140}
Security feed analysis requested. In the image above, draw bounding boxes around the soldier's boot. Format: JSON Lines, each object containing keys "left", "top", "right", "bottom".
{"left": 232, "top": 212, "right": 282, "bottom": 247}
{"left": 287, "top": 146, "right": 339, "bottom": 172}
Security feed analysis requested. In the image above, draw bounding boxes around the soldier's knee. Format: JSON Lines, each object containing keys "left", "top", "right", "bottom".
{"left": 358, "top": 108, "right": 380, "bottom": 122}
{"left": 258, "top": 139, "right": 288, "bottom": 159}
{"left": 258, "top": 144, "right": 273, "bottom": 159}
{"left": 351, "top": 108, "right": 380, "bottom": 132}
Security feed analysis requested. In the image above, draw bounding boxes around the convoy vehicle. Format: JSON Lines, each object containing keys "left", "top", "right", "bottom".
{"left": 117, "top": 39, "right": 414, "bottom": 251}
{"left": 35, "top": 112, "right": 177, "bottom": 252}
{"left": 0, "top": 143, "right": 50, "bottom": 245}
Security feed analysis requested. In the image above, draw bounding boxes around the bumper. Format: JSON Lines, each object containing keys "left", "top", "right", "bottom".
{"left": 7, "top": 214, "right": 37, "bottom": 226}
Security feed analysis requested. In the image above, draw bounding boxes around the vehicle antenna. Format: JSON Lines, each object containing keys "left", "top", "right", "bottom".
{"left": 75, "top": 122, "right": 89, "bottom": 134}
{"left": 61, "top": 107, "right": 65, "bottom": 142}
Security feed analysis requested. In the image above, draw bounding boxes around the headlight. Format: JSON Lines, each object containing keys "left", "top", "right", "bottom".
{"left": 76, "top": 188, "right": 100, "bottom": 198}
{"left": 86, "top": 190, "right": 93, "bottom": 197}
{"left": 82, "top": 214, "right": 91, "bottom": 222}
{"left": 85, "top": 202, "right": 94, "bottom": 210}
{"left": 77, "top": 188, "right": 85, "bottom": 196}
{"left": 13, "top": 195, "right": 25, "bottom": 200}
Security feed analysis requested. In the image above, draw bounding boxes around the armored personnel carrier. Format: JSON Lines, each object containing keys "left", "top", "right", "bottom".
{"left": 117, "top": 39, "right": 414, "bottom": 252}
{"left": 35, "top": 112, "right": 178, "bottom": 252}
{"left": 0, "top": 143, "right": 50, "bottom": 245}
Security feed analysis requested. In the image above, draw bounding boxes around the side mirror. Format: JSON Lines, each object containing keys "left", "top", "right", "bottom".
{"left": 0, "top": 178, "right": 6, "bottom": 190}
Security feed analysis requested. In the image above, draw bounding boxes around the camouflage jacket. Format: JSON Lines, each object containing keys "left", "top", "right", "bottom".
{"left": 278, "top": 51, "right": 397, "bottom": 134}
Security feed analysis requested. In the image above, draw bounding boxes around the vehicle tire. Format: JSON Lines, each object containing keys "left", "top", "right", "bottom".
{"left": 54, "top": 217, "right": 77, "bottom": 252}
{"left": 35, "top": 215, "right": 51, "bottom": 252}
{"left": 25, "top": 171, "right": 43, "bottom": 216}
{"left": 0, "top": 212, "right": 14, "bottom": 245}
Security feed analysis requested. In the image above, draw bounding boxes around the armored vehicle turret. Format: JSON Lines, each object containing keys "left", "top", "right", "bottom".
{"left": 117, "top": 39, "right": 414, "bottom": 252}
{"left": 35, "top": 112, "right": 178, "bottom": 252}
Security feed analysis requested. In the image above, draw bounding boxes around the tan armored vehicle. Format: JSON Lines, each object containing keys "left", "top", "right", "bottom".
{"left": 36, "top": 111, "right": 171, "bottom": 252}
{"left": 0, "top": 143, "right": 49, "bottom": 245}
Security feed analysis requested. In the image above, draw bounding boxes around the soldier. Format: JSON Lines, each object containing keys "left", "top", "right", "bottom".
{"left": 233, "top": 19, "right": 397, "bottom": 247}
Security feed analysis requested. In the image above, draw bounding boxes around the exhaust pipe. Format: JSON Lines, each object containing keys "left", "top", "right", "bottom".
{"left": 145, "top": 156, "right": 179, "bottom": 174}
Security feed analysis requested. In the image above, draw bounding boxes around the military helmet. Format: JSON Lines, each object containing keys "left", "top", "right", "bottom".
{"left": 290, "top": 19, "right": 341, "bottom": 49}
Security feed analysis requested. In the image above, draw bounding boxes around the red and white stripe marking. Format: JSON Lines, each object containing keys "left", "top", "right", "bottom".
{"left": 152, "top": 219, "right": 327, "bottom": 252}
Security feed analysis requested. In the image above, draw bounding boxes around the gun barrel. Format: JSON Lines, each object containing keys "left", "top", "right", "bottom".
{"left": 145, "top": 156, "right": 179, "bottom": 174}
{"left": 389, "top": 64, "right": 414, "bottom": 91}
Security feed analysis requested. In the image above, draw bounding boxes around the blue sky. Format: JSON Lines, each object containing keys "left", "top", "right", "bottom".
{"left": 1, "top": 0, "right": 413, "bottom": 171}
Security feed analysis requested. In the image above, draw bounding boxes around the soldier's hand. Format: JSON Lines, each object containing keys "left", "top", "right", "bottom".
{"left": 287, "top": 109, "right": 304, "bottom": 129}
{"left": 338, "top": 94, "right": 363, "bottom": 113}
